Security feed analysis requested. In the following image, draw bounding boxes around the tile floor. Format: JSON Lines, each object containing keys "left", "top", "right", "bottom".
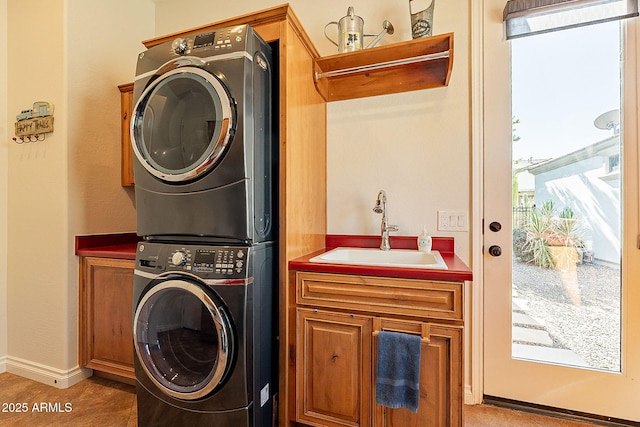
{"left": 0, "top": 372, "right": 615, "bottom": 426}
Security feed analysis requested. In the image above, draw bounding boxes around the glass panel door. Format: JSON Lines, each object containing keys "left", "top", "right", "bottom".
{"left": 510, "top": 22, "right": 621, "bottom": 372}
{"left": 482, "top": 0, "right": 640, "bottom": 420}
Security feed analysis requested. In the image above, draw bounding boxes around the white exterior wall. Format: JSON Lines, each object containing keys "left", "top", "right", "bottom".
{"left": 533, "top": 155, "right": 620, "bottom": 266}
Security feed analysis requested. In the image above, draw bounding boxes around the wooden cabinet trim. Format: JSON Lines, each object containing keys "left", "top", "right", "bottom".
{"left": 296, "top": 271, "right": 463, "bottom": 321}
{"left": 118, "top": 83, "right": 134, "bottom": 187}
{"left": 141, "top": 4, "right": 319, "bottom": 60}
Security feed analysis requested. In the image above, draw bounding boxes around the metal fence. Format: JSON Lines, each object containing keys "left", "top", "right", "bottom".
{"left": 513, "top": 206, "right": 532, "bottom": 229}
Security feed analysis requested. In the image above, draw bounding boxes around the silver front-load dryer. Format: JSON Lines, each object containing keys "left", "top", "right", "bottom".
{"left": 132, "top": 241, "right": 276, "bottom": 426}
{"left": 131, "top": 25, "right": 274, "bottom": 244}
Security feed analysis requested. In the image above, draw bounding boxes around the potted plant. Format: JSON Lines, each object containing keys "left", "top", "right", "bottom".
{"left": 545, "top": 207, "right": 584, "bottom": 272}
{"left": 519, "top": 201, "right": 555, "bottom": 269}
{"left": 519, "top": 200, "right": 584, "bottom": 304}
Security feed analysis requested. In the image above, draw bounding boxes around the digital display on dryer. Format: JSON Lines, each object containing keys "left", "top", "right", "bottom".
{"left": 194, "top": 250, "right": 215, "bottom": 265}
{"left": 194, "top": 32, "right": 215, "bottom": 48}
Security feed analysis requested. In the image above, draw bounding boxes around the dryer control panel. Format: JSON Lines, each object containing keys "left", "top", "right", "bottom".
{"left": 171, "top": 25, "right": 248, "bottom": 56}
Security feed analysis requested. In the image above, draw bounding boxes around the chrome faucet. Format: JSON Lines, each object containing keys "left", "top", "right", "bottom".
{"left": 373, "top": 190, "right": 399, "bottom": 251}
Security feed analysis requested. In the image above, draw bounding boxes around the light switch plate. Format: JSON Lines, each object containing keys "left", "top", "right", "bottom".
{"left": 438, "top": 211, "right": 468, "bottom": 231}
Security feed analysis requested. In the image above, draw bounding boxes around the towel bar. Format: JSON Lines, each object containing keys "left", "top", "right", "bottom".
{"left": 372, "top": 318, "right": 430, "bottom": 343}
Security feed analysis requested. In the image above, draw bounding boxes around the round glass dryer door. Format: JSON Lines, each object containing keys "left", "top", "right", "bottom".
{"left": 131, "top": 67, "right": 235, "bottom": 182}
{"left": 133, "top": 279, "right": 235, "bottom": 400}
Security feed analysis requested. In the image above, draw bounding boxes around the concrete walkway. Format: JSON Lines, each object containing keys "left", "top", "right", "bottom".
{"left": 511, "top": 289, "right": 589, "bottom": 367}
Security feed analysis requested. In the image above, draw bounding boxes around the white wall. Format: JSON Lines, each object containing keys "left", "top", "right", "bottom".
{"left": 153, "top": 0, "right": 472, "bottom": 263}
{"left": 4, "top": 0, "right": 154, "bottom": 385}
{"left": 65, "top": 0, "right": 154, "bottom": 373}
{"left": 7, "top": 0, "right": 69, "bottom": 382}
{"left": 0, "top": 0, "right": 8, "bottom": 370}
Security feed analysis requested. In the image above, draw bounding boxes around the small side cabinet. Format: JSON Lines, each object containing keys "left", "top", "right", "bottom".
{"left": 79, "top": 256, "right": 135, "bottom": 383}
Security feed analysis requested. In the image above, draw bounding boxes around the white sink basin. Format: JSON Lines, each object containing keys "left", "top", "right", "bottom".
{"left": 310, "top": 247, "right": 448, "bottom": 270}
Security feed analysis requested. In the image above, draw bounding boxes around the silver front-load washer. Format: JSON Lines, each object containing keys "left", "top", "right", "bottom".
{"left": 132, "top": 241, "right": 276, "bottom": 426}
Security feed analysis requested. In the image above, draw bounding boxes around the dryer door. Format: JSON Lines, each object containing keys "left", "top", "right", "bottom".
{"left": 131, "top": 67, "right": 235, "bottom": 182}
{"left": 133, "top": 278, "right": 235, "bottom": 400}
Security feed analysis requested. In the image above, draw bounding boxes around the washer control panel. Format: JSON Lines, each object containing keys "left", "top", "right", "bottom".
{"left": 137, "top": 242, "right": 250, "bottom": 280}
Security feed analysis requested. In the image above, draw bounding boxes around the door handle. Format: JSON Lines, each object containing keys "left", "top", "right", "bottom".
{"left": 488, "top": 245, "right": 502, "bottom": 257}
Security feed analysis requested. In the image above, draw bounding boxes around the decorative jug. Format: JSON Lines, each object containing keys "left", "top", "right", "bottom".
{"left": 325, "top": 7, "right": 395, "bottom": 53}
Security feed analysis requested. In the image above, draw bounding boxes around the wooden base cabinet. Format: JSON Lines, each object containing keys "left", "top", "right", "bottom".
{"left": 296, "top": 309, "right": 373, "bottom": 427}
{"left": 293, "top": 272, "right": 464, "bottom": 427}
{"left": 79, "top": 257, "right": 135, "bottom": 383}
{"left": 374, "top": 319, "right": 463, "bottom": 427}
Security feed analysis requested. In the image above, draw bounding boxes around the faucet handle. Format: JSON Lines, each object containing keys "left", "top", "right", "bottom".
{"left": 386, "top": 224, "right": 399, "bottom": 232}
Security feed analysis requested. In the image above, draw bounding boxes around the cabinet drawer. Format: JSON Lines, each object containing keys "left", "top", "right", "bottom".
{"left": 296, "top": 272, "right": 463, "bottom": 321}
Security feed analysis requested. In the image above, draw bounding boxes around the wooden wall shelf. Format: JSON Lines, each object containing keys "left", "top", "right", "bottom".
{"left": 313, "top": 32, "right": 453, "bottom": 102}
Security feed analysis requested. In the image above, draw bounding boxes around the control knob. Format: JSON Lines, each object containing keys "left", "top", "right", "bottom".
{"left": 171, "top": 251, "right": 187, "bottom": 266}
{"left": 172, "top": 38, "right": 188, "bottom": 55}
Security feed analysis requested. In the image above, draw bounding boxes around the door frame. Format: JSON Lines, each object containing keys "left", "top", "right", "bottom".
{"left": 470, "top": 0, "right": 640, "bottom": 417}
{"left": 469, "top": 0, "right": 485, "bottom": 406}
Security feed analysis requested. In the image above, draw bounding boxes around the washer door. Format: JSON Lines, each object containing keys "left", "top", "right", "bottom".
{"left": 133, "top": 278, "right": 235, "bottom": 400}
{"left": 131, "top": 66, "right": 235, "bottom": 182}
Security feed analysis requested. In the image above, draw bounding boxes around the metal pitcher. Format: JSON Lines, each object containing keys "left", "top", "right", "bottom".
{"left": 325, "top": 7, "right": 394, "bottom": 53}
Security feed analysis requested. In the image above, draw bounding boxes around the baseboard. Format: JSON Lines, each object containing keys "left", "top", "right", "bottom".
{"left": 0, "top": 355, "right": 7, "bottom": 373}
{"left": 464, "top": 384, "right": 476, "bottom": 405}
{"left": 5, "top": 356, "right": 92, "bottom": 389}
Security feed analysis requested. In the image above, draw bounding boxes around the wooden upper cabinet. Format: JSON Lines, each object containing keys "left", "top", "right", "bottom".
{"left": 118, "top": 83, "right": 134, "bottom": 187}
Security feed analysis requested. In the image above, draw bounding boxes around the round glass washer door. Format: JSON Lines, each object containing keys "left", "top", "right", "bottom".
{"left": 131, "top": 67, "right": 235, "bottom": 182}
{"left": 133, "top": 278, "right": 235, "bottom": 400}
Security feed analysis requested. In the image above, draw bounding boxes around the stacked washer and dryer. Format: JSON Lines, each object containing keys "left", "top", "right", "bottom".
{"left": 129, "top": 25, "right": 277, "bottom": 427}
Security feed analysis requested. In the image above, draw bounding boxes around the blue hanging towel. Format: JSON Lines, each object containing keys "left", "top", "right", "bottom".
{"left": 375, "top": 331, "right": 422, "bottom": 413}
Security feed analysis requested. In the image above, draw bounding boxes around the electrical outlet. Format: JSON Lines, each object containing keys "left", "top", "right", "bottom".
{"left": 438, "top": 211, "right": 468, "bottom": 231}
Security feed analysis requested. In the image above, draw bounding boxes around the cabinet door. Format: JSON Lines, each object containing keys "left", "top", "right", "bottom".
{"left": 80, "top": 257, "right": 135, "bottom": 381}
{"left": 374, "top": 319, "right": 463, "bottom": 427}
{"left": 296, "top": 308, "right": 372, "bottom": 427}
{"left": 118, "top": 83, "right": 134, "bottom": 187}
